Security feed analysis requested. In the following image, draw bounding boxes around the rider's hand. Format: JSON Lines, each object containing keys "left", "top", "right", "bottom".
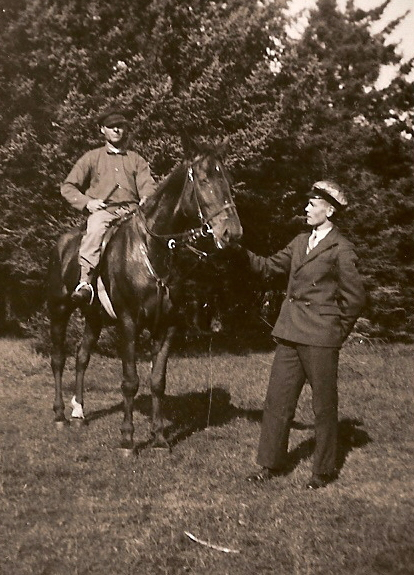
{"left": 86, "top": 199, "right": 107, "bottom": 213}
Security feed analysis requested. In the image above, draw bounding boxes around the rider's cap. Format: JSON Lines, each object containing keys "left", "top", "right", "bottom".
{"left": 307, "top": 180, "right": 348, "bottom": 210}
{"left": 97, "top": 107, "right": 130, "bottom": 128}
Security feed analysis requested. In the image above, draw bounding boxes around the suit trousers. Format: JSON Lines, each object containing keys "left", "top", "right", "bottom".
{"left": 78, "top": 209, "right": 119, "bottom": 282}
{"left": 257, "top": 340, "right": 339, "bottom": 475}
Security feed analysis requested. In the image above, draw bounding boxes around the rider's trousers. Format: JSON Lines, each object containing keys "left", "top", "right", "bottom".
{"left": 78, "top": 209, "right": 119, "bottom": 283}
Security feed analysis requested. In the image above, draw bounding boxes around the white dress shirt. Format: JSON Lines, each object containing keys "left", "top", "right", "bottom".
{"left": 307, "top": 226, "right": 333, "bottom": 254}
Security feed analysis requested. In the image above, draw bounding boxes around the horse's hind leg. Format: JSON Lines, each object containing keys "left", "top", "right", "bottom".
{"left": 149, "top": 325, "right": 176, "bottom": 449}
{"left": 50, "top": 302, "right": 71, "bottom": 425}
{"left": 71, "top": 308, "right": 102, "bottom": 423}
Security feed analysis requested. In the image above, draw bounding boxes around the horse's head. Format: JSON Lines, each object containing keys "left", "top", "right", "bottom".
{"left": 181, "top": 144, "right": 243, "bottom": 249}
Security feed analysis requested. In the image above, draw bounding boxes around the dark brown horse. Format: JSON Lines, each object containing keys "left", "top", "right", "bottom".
{"left": 47, "top": 142, "right": 242, "bottom": 451}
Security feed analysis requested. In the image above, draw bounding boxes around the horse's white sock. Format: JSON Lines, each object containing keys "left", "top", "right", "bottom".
{"left": 70, "top": 396, "right": 85, "bottom": 419}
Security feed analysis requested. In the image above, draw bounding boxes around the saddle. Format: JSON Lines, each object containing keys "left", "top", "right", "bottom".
{"left": 100, "top": 209, "right": 136, "bottom": 256}
{"left": 96, "top": 210, "right": 138, "bottom": 319}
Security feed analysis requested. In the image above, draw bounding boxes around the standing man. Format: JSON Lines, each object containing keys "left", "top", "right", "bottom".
{"left": 61, "top": 107, "right": 157, "bottom": 304}
{"left": 244, "top": 181, "right": 366, "bottom": 489}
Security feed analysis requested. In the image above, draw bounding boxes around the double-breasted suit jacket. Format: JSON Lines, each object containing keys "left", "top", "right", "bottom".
{"left": 246, "top": 226, "right": 366, "bottom": 348}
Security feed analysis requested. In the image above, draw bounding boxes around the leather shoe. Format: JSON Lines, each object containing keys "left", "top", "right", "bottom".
{"left": 71, "top": 283, "right": 94, "bottom": 305}
{"left": 246, "top": 467, "right": 281, "bottom": 483}
{"left": 306, "top": 473, "right": 337, "bottom": 490}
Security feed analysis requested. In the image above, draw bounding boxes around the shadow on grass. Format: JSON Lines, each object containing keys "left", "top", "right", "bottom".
{"left": 85, "top": 387, "right": 260, "bottom": 448}
{"left": 85, "top": 389, "right": 371, "bottom": 473}
{"left": 286, "top": 418, "right": 372, "bottom": 474}
{"left": 85, "top": 402, "right": 124, "bottom": 423}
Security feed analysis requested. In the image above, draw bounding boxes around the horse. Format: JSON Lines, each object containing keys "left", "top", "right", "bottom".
{"left": 47, "top": 141, "right": 242, "bottom": 451}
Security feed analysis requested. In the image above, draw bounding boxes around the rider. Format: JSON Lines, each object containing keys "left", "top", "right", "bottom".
{"left": 61, "top": 107, "right": 157, "bottom": 304}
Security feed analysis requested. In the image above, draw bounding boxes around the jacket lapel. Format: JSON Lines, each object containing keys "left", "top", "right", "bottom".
{"left": 299, "top": 233, "right": 310, "bottom": 263}
{"left": 296, "top": 226, "right": 339, "bottom": 271}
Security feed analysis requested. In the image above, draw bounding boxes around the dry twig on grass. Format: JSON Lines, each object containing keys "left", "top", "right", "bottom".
{"left": 184, "top": 531, "right": 240, "bottom": 554}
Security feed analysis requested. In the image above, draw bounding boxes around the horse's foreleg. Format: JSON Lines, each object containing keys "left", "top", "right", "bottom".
{"left": 71, "top": 309, "right": 102, "bottom": 422}
{"left": 149, "top": 325, "right": 176, "bottom": 449}
{"left": 50, "top": 303, "right": 71, "bottom": 425}
{"left": 119, "top": 315, "right": 140, "bottom": 450}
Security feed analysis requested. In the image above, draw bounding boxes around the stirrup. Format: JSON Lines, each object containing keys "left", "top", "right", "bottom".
{"left": 74, "top": 281, "right": 95, "bottom": 305}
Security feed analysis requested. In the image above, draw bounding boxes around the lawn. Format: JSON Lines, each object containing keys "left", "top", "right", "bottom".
{"left": 0, "top": 337, "right": 412, "bottom": 575}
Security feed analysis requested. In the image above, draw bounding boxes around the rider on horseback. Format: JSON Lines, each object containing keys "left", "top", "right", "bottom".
{"left": 61, "top": 107, "right": 157, "bottom": 304}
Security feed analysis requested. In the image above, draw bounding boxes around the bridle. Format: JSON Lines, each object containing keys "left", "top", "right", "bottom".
{"left": 141, "top": 164, "right": 237, "bottom": 257}
{"left": 130, "top": 161, "right": 238, "bottom": 333}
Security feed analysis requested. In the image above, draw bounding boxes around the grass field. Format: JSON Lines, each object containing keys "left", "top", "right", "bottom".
{"left": 0, "top": 337, "right": 413, "bottom": 575}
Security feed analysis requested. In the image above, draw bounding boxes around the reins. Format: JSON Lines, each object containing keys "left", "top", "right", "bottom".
{"left": 131, "top": 163, "right": 235, "bottom": 335}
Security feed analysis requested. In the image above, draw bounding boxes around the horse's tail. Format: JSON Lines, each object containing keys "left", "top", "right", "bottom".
{"left": 47, "top": 229, "right": 82, "bottom": 303}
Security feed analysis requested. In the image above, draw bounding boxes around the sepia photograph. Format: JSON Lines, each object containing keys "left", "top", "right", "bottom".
{"left": 1, "top": 1, "right": 413, "bottom": 573}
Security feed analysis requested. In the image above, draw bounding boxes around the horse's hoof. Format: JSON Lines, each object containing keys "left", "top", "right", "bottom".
{"left": 55, "top": 419, "right": 69, "bottom": 430}
{"left": 153, "top": 446, "right": 172, "bottom": 454}
{"left": 150, "top": 437, "right": 171, "bottom": 451}
{"left": 70, "top": 418, "right": 88, "bottom": 428}
{"left": 117, "top": 446, "right": 135, "bottom": 457}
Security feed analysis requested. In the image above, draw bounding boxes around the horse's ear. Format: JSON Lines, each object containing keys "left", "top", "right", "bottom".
{"left": 216, "top": 136, "right": 230, "bottom": 158}
{"left": 180, "top": 131, "right": 201, "bottom": 158}
{"left": 180, "top": 131, "right": 191, "bottom": 156}
{"left": 181, "top": 132, "right": 228, "bottom": 158}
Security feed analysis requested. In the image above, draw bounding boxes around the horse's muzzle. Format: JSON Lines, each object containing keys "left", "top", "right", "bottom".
{"left": 211, "top": 212, "right": 243, "bottom": 249}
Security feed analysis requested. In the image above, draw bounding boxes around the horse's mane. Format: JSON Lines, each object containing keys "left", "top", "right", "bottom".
{"left": 157, "top": 162, "right": 188, "bottom": 196}
{"left": 142, "top": 143, "right": 227, "bottom": 218}
{"left": 142, "top": 162, "right": 187, "bottom": 217}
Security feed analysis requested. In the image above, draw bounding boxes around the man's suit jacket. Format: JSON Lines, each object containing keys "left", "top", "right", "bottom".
{"left": 246, "top": 226, "right": 366, "bottom": 347}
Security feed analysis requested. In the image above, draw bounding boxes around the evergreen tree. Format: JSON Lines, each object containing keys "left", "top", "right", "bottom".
{"left": 0, "top": 0, "right": 412, "bottom": 340}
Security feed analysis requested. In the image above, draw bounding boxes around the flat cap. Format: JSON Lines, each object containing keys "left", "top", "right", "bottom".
{"left": 97, "top": 107, "right": 130, "bottom": 128}
{"left": 307, "top": 180, "right": 348, "bottom": 209}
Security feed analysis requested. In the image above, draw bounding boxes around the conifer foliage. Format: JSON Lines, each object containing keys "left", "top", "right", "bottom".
{"left": 0, "top": 0, "right": 412, "bottom": 340}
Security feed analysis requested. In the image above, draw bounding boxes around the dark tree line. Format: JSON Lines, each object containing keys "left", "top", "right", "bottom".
{"left": 0, "top": 0, "right": 413, "bottom": 341}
